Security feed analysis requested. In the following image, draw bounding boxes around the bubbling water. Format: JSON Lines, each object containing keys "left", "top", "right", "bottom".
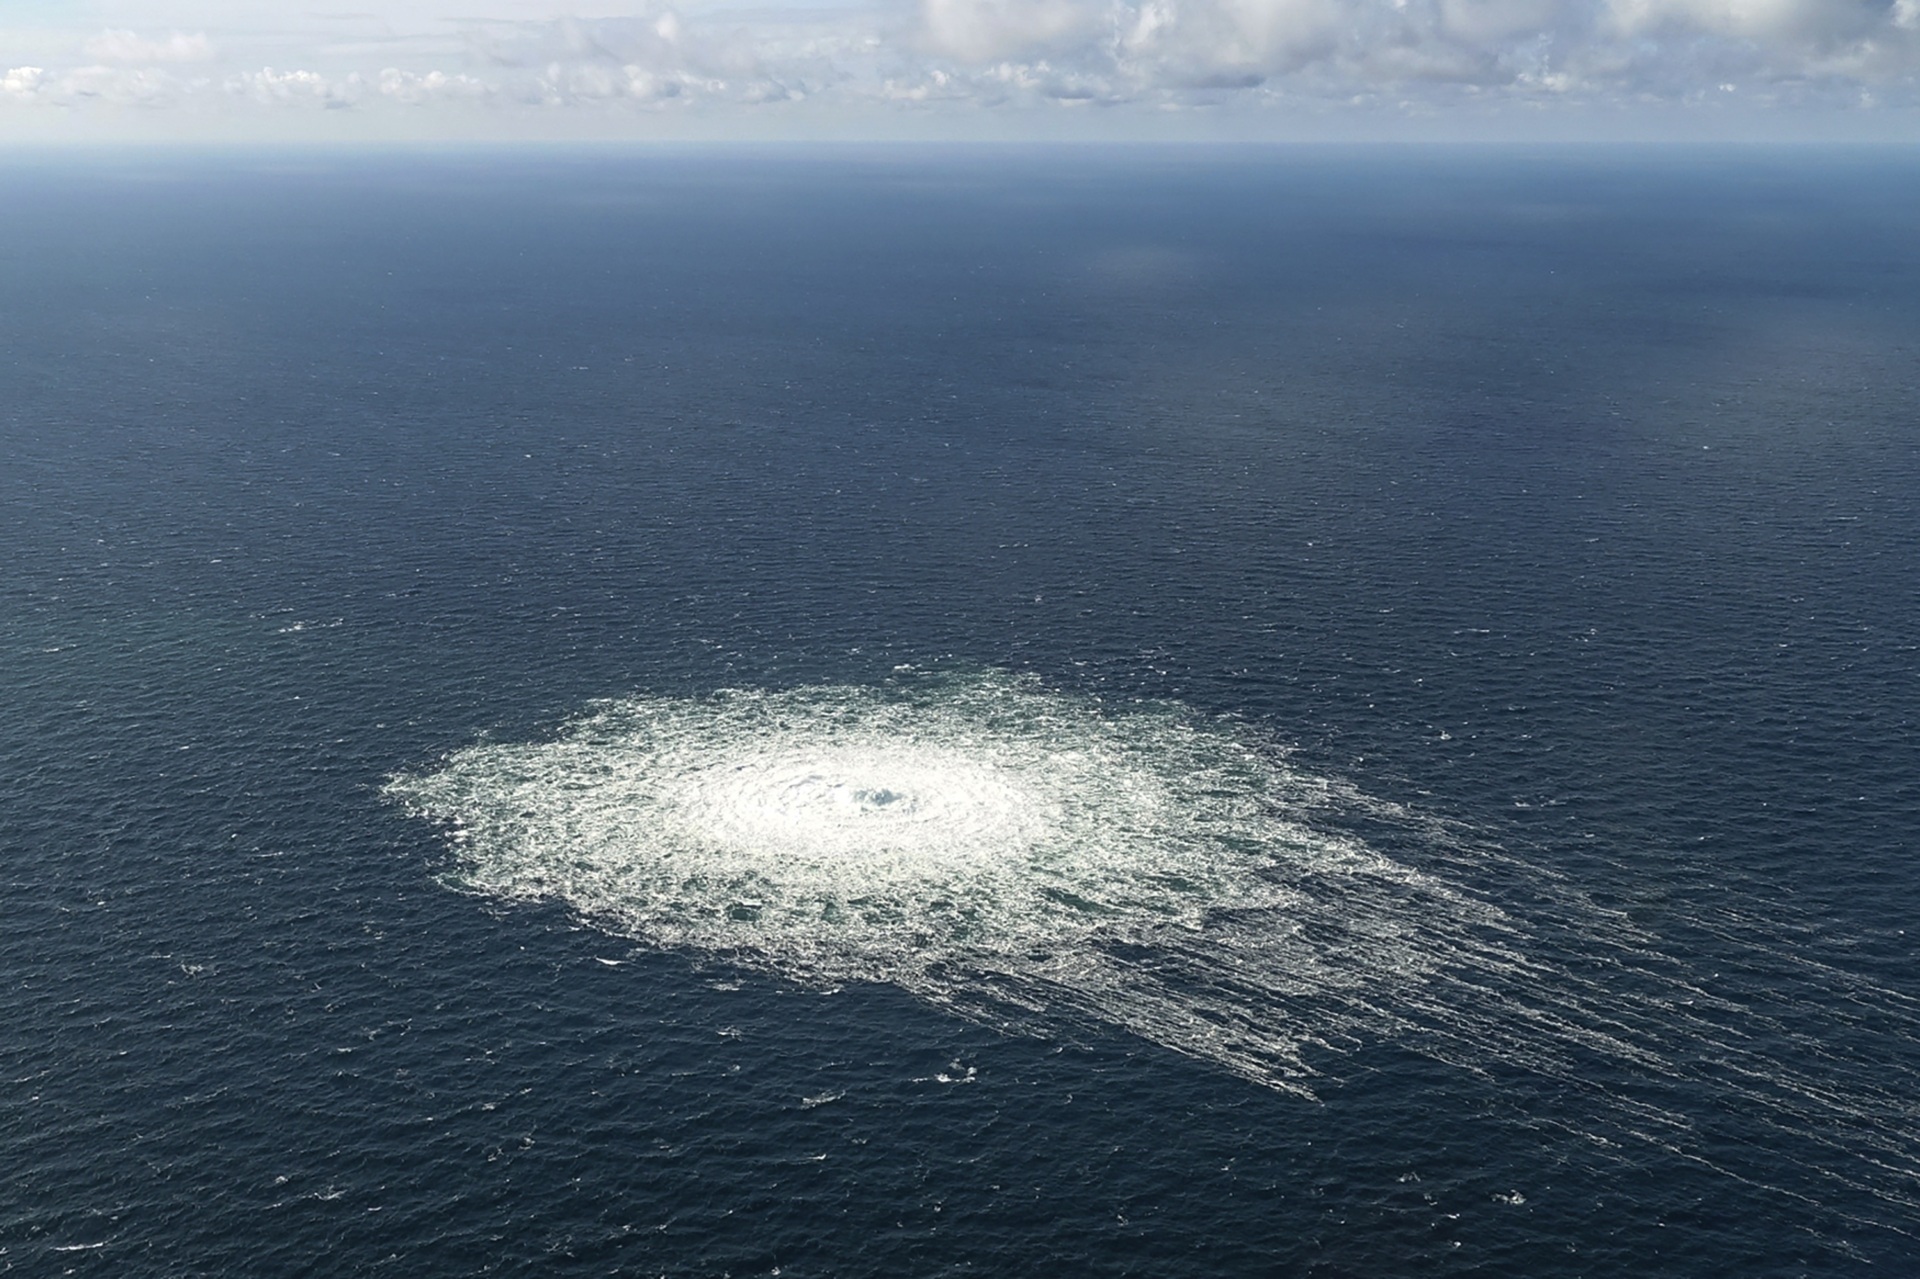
{"left": 386, "top": 671, "right": 1518, "bottom": 1089}
{"left": 387, "top": 670, "right": 1920, "bottom": 1231}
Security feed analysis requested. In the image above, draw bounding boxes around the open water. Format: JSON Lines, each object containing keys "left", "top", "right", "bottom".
{"left": 3, "top": 147, "right": 1918, "bottom": 1275}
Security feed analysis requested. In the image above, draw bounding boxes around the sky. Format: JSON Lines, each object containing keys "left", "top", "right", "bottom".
{"left": 2, "top": 0, "right": 1918, "bottom": 142}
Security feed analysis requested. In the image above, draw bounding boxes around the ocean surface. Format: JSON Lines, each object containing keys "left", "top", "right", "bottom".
{"left": 3, "top": 147, "right": 1918, "bottom": 1276}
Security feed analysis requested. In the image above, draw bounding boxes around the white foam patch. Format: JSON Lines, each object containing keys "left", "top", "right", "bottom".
{"left": 387, "top": 672, "right": 1525, "bottom": 1091}
{"left": 387, "top": 670, "right": 1920, "bottom": 1234}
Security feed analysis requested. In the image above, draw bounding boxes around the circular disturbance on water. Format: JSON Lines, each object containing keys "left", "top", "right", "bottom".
{"left": 386, "top": 671, "right": 1517, "bottom": 1091}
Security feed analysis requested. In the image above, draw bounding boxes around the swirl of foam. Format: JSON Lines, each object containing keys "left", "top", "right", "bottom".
{"left": 387, "top": 671, "right": 1484, "bottom": 1086}
{"left": 663, "top": 741, "right": 1048, "bottom": 868}
{"left": 389, "top": 670, "right": 1920, "bottom": 1233}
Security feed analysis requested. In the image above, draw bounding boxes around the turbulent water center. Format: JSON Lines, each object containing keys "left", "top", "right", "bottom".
{"left": 385, "top": 671, "right": 1511, "bottom": 1091}
{"left": 384, "top": 670, "right": 1920, "bottom": 1227}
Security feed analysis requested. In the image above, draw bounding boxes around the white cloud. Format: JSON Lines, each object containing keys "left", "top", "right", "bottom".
{"left": 83, "top": 29, "right": 217, "bottom": 64}
{"left": 2, "top": 66, "right": 46, "bottom": 100}
{"left": 1114, "top": 0, "right": 1347, "bottom": 83}
{"left": 378, "top": 67, "right": 490, "bottom": 104}
{"left": 227, "top": 67, "right": 361, "bottom": 108}
{"left": 1, "top": 0, "right": 1918, "bottom": 137}
{"left": 1604, "top": 0, "right": 1858, "bottom": 40}
{"left": 921, "top": 0, "right": 1101, "bottom": 61}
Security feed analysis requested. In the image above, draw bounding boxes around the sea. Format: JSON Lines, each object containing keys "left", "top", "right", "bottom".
{"left": 3, "top": 146, "right": 1917, "bottom": 1276}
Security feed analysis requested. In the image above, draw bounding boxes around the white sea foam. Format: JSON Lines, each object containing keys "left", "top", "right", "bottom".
{"left": 386, "top": 671, "right": 1527, "bottom": 1092}
{"left": 387, "top": 670, "right": 1920, "bottom": 1226}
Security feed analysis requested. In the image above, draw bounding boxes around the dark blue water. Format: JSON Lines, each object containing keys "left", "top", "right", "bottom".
{"left": 4, "top": 147, "right": 1917, "bottom": 1275}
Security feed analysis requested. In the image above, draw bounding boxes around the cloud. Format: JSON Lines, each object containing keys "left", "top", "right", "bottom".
{"left": 1604, "top": 0, "right": 1867, "bottom": 42}
{"left": 1113, "top": 0, "right": 1347, "bottom": 83}
{"left": 227, "top": 67, "right": 360, "bottom": 109}
{"left": 921, "top": 0, "right": 1103, "bottom": 61}
{"left": 895, "top": 0, "right": 1920, "bottom": 107}
{"left": 4, "top": 0, "right": 1920, "bottom": 136}
{"left": 2, "top": 66, "right": 46, "bottom": 100}
{"left": 378, "top": 67, "right": 490, "bottom": 105}
{"left": 83, "top": 30, "right": 217, "bottom": 64}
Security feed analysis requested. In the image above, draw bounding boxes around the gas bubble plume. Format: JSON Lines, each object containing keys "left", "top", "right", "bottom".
{"left": 386, "top": 671, "right": 1522, "bottom": 1091}
{"left": 388, "top": 670, "right": 1920, "bottom": 1233}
